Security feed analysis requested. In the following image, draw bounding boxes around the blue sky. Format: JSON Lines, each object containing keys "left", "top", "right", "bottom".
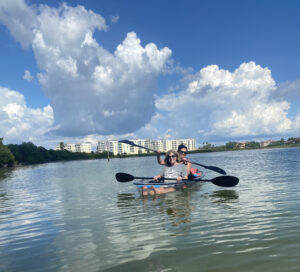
{"left": 1, "top": 0, "right": 300, "bottom": 148}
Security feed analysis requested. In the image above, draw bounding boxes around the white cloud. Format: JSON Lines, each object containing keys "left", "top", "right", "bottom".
{"left": 1, "top": 1, "right": 300, "bottom": 146}
{"left": 0, "top": 86, "right": 53, "bottom": 143}
{"left": 213, "top": 102, "right": 291, "bottom": 136}
{"left": 0, "top": 0, "right": 38, "bottom": 47}
{"left": 272, "top": 79, "right": 300, "bottom": 101}
{"left": 0, "top": 1, "right": 172, "bottom": 137}
{"left": 23, "top": 70, "right": 34, "bottom": 81}
{"left": 136, "top": 62, "right": 300, "bottom": 142}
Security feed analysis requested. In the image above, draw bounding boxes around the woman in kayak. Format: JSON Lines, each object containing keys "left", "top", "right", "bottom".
{"left": 142, "top": 150, "right": 188, "bottom": 196}
{"left": 156, "top": 144, "right": 192, "bottom": 176}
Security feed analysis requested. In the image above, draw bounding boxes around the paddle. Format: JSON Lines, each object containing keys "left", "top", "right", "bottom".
{"left": 190, "top": 161, "right": 226, "bottom": 175}
{"left": 119, "top": 140, "right": 157, "bottom": 152}
{"left": 115, "top": 172, "right": 239, "bottom": 187}
{"left": 119, "top": 140, "right": 227, "bottom": 175}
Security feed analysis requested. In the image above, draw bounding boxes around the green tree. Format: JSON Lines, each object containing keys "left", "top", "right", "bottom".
{"left": 59, "top": 142, "right": 65, "bottom": 151}
{"left": 0, "top": 138, "right": 15, "bottom": 167}
{"left": 245, "top": 141, "right": 260, "bottom": 149}
{"left": 225, "top": 142, "right": 238, "bottom": 149}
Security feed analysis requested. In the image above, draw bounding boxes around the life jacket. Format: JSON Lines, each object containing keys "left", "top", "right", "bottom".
{"left": 190, "top": 168, "right": 199, "bottom": 175}
{"left": 189, "top": 168, "right": 203, "bottom": 178}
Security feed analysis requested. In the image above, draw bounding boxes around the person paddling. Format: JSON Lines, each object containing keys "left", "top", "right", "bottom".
{"left": 156, "top": 144, "right": 192, "bottom": 176}
{"left": 142, "top": 150, "right": 188, "bottom": 196}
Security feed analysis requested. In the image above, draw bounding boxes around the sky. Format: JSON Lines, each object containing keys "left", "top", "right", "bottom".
{"left": 1, "top": 0, "right": 300, "bottom": 149}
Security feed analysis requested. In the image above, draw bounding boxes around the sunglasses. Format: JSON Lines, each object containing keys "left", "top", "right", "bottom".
{"left": 180, "top": 151, "right": 187, "bottom": 154}
{"left": 168, "top": 155, "right": 176, "bottom": 158}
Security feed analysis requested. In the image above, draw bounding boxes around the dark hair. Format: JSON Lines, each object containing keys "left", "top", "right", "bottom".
{"left": 164, "top": 150, "right": 179, "bottom": 166}
{"left": 177, "top": 144, "right": 188, "bottom": 152}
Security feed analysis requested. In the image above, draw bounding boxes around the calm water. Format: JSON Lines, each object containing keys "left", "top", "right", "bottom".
{"left": 1, "top": 148, "right": 300, "bottom": 272}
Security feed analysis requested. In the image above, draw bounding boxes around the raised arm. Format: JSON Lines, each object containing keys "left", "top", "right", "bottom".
{"left": 156, "top": 150, "right": 165, "bottom": 165}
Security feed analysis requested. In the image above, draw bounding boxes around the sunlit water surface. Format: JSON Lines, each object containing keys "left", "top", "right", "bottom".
{"left": 1, "top": 148, "right": 300, "bottom": 271}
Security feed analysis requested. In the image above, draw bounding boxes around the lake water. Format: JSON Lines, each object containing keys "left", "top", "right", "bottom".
{"left": 1, "top": 148, "right": 300, "bottom": 272}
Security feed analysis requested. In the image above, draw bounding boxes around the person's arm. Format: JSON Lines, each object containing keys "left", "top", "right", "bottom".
{"left": 181, "top": 158, "right": 191, "bottom": 175}
{"left": 154, "top": 167, "right": 165, "bottom": 180}
{"left": 154, "top": 175, "right": 161, "bottom": 181}
{"left": 156, "top": 150, "right": 165, "bottom": 165}
{"left": 186, "top": 162, "right": 191, "bottom": 176}
{"left": 177, "top": 175, "right": 188, "bottom": 181}
{"left": 177, "top": 164, "right": 188, "bottom": 181}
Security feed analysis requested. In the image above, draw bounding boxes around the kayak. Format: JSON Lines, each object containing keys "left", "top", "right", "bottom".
{"left": 134, "top": 169, "right": 204, "bottom": 195}
{"left": 115, "top": 170, "right": 239, "bottom": 191}
{"left": 115, "top": 171, "right": 239, "bottom": 193}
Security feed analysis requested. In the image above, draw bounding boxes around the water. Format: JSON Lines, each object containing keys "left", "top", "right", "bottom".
{"left": 0, "top": 148, "right": 300, "bottom": 272}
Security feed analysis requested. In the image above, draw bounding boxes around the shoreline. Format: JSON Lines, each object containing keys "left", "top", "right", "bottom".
{"left": 1, "top": 144, "right": 300, "bottom": 170}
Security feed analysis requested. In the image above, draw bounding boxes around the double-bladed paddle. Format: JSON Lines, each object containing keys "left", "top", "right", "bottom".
{"left": 119, "top": 140, "right": 227, "bottom": 175}
{"left": 115, "top": 172, "right": 239, "bottom": 187}
{"left": 119, "top": 140, "right": 157, "bottom": 152}
{"left": 189, "top": 161, "right": 226, "bottom": 175}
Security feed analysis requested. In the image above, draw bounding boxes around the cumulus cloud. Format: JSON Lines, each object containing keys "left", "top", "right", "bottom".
{"left": 0, "top": 0, "right": 38, "bottom": 47}
{"left": 136, "top": 61, "right": 300, "bottom": 142}
{"left": 1, "top": 1, "right": 300, "bottom": 146}
{"left": 272, "top": 79, "right": 300, "bottom": 101}
{"left": 0, "top": 86, "right": 53, "bottom": 143}
{"left": 0, "top": 1, "right": 171, "bottom": 137}
{"left": 23, "top": 70, "right": 34, "bottom": 81}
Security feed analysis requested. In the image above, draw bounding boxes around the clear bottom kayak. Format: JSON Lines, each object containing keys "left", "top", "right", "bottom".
{"left": 134, "top": 170, "right": 204, "bottom": 196}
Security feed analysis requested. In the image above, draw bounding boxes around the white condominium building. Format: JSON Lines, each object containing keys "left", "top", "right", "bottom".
{"left": 65, "top": 144, "right": 76, "bottom": 152}
{"left": 97, "top": 138, "right": 196, "bottom": 155}
{"left": 55, "top": 143, "right": 92, "bottom": 153}
{"left": 75, "top": 143, "right": 92, "bottom": 153}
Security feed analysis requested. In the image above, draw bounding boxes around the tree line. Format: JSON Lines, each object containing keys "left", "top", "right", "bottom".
{"left": 1, "top": 137, "right": 300, "bottom": 168}
{"left": 198, "top": 137, "right": 300, "bottom": 152}
{"left": 0, "top": 139, "right": 112, "bottom": 168}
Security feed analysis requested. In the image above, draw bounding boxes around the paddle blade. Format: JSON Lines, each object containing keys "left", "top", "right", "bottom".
{"left": 207, "top": 166, "right": 226, "bottom": 175}
{"left": 190, "top": 161, "right": 226, "bottom": 175}
{"left": 118, "top": 140, "right": 133, "bottom": 145}
{"left": 210, "top": 176, "right": 239, "bottom": 187}
{"left": 115, "top": 172, "right": 134, "bottom": 182}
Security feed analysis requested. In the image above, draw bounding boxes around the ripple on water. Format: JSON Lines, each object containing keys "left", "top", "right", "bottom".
{"left": 1, "top": 151, "right": 300, "bottom": 272}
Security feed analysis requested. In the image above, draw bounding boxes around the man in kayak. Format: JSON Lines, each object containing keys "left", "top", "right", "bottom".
{"left": 142, "top": 150, "right": 188, "bottom": 196}
{"left": 156, "top": 144, "right": 192, "bottom": 176}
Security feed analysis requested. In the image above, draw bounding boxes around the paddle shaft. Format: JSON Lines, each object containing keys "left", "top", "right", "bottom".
{"left": 134, "top": 176, "right": 183, "bottom": 181}
{"left": 115, "top": 172, "right": 239, "bottom": 187}
{"left": 119, "top": 140, "right": 157, "bottom": 153}
{"left": 190, "top": 161, "right": 226, "bottom": 175}
{"left": 119, "top": 140, "right": 226, "bottom": 174}
{"left": 132, "top": 177, "right": 229, "bottom": 183}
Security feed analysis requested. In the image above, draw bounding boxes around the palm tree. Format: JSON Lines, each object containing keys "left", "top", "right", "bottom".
{"left": 59, "top": 142, "right": 65, "bottom": 151}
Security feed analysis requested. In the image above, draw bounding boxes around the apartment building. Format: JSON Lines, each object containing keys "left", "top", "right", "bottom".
{"left": 55, "top": 143, "right": 92, "bottom": 153}
{"left": 65, "top": 144, "right": 76, "bottom": 152}
{"left": 75, "top": 143, "right": 92, "bottom": 153}
{"left": 97, "top": 138, "right": 196, "bottom": 155}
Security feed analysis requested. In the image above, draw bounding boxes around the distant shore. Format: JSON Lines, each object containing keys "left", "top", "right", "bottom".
{"left": 1, "top": 140, "right": 300, "bottom": 170}
{"left": 115, "top": 144, "right": 300, "bottom": 158}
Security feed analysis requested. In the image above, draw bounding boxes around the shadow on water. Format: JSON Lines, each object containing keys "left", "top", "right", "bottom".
{"left": 210, "top": 189, "right": 239, "bottom": 203}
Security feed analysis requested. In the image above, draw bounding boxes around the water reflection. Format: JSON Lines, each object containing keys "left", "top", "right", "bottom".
{"left": 1, "top": 149, "right": 300, "bottom": 272}
{"left": 157, "top": 191, "right": 192, "bottom": 227}
{"left": 117, "top": 193, "right": 136, "bottom": 208}
{"left": 210, "top": 190, "right": 239, "bottom": 203}
{"left": 0, "top": 168, "right": 11, "bottom": 181}
{"left": 117, "top": 188, "right": 197, "bottom": 228}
